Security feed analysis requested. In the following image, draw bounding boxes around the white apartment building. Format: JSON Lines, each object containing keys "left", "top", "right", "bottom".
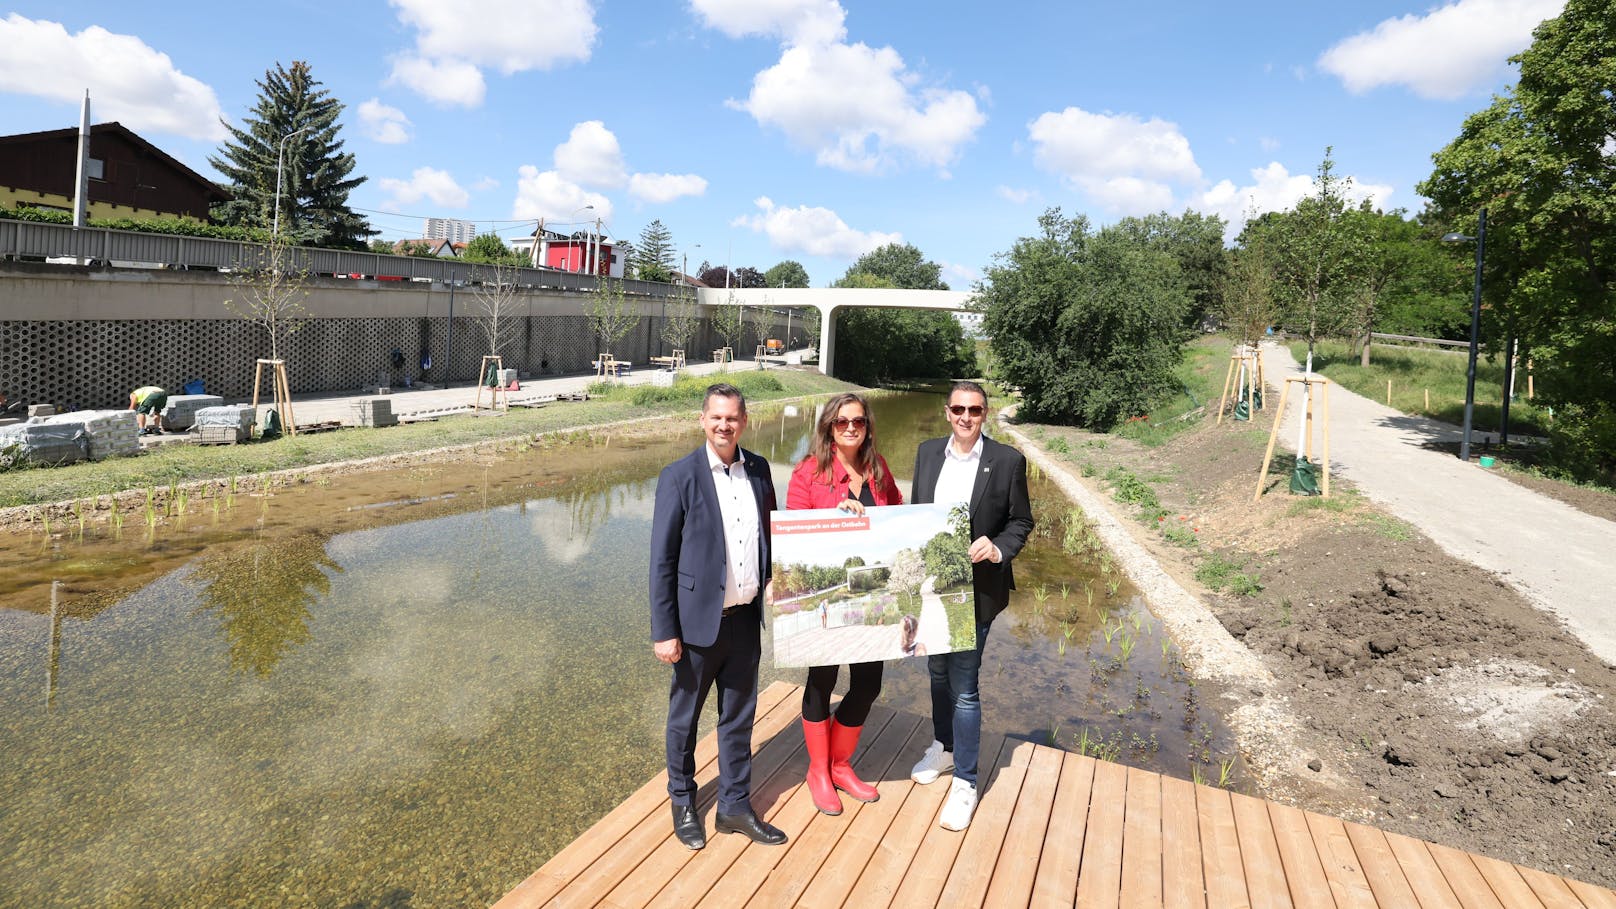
{"left": 423, "top": 217, "right": 477, "bottom": 244}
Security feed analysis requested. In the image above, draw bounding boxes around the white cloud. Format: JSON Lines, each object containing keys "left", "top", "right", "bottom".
{"left": 0, "top": 15, "right": 224, "bottom": 141}
{"left": 733, "top": 196, "right": 900, "bottom": 259}
{"left": 996, "top": 186, "right": 1035, "bottom": 204}
{"left": 357, "top": 99, "right": 412, "bottom": 144}
{"left": 1028, "top": 107, "right": 1202, "bottom": 216}
{"left": 387, "top": 0, "right": 597, "bottom": 107}
{"left": 1259, "top": 136, "right": 1280, "bottom": 152}
{"left": 629, "top": 172, "right": 708, "bottom": 203}
{"left": 554, "top": 120, "right": 626, "bottom": 188}
{"left": 1318, "top": 0, "right": 1563, "bottom": 100}
{"left": 689, "top": 0, "right": 847, "bottom": 46}
{"left": 378, "top": 167, "right": 470, "bottom": 209}
{"left": 1197, "top": 162, "right": 1395, "bottom": 240}
{"left": 511, "top": 165, "right": 613, "bottom": 222}
{"left": 733, "top": 42, "right": 985, "bottom": 173}
{"left": 388, "top": 54, "right": 486, "bottom": 107}
{"left": 471, "top": 176, "right": 500, "bottom": 192}
{"left": 943, "top": 261, "right": 980, "bottom": 286}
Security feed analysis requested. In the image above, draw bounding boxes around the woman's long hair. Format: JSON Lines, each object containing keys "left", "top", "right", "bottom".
{"left": 808, "top": 392, "right": 887, "bottom": 491}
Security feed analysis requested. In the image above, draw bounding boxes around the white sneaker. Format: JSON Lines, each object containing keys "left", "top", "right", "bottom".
{"left": 938, "top": 778, "right": 978, "bottom": 831}
{"left": 910, "top": 739, "right": 954, "bottom": 784}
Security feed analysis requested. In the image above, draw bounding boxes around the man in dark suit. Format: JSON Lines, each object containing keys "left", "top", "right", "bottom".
{"left": 907, "top": 380, "right": 1035, "bottom": 831}
{"left": 649, "top": 383, "right": 788, "bottom": 850}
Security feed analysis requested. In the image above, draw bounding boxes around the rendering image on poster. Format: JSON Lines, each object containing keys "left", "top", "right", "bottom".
{"left": 768, "top": 501, "right": 975, "bottom": 669}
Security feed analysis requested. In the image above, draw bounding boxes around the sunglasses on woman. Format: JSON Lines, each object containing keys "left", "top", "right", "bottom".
{"left": 830, "top": 416, "right": 868, "bottom": 430}
{"left": 946, "top": 404, "right": 985, "bottom": 417}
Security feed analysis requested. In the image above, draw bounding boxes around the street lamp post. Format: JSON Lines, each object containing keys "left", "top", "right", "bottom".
{"left": 1442, "top": 207, "right": 1487, "bottom": 463}
{"left": 273, "top": 125, "right": 312, "bottom": 239}
{"left": 682, "top": 243, "right": 701, "bottom": 286}
{"left": 569, "top": 204, "right": 594, "bottom": 274}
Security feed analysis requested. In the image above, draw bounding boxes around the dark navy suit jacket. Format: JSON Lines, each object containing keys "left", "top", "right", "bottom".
{"left": 649, "top": 445, "right": 777, "bottom": 648}
{"left": 911, "top": 434, "right": 1035, "bottom": 625}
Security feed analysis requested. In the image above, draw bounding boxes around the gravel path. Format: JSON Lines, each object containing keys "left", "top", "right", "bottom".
{"left": 1266, "top": 343, "right": 1616, "bottom": 667}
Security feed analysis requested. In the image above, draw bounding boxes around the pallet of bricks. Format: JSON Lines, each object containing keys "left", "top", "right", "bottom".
{"left": 0, "top": 410, "right": 140, "bottom": 466}
{"left": 47, "top": 411, "right": 141, "bottom": 460}
{"left": 194, "top": 405, "right": 256, "bottom": 444}
{"left": 350, "top": 397, "right": 398, "bottom": 428}
{"left": 160, "top": 394, "right": 224, "bottom": 432}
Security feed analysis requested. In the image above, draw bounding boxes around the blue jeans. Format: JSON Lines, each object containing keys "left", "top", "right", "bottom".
{"left": 927, "top": 620, "right": 992, "bottom": 786}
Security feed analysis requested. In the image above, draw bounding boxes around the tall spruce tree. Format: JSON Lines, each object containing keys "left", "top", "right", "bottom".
{"left": 210, "top": 61, "right": 372, "bottom": 249}
{"left": 631, "top": 220, "right": 676, "bottom": 282}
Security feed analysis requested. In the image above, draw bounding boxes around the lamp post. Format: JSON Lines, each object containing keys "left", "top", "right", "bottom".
{"left": 1442, "top": 207, "right": 1487, "bottom": 463}
{"left": 682, "top": 243, "right": 701, "bottom": 286}
{"left": 273, "top": 125, "right": 312, "bottom": 239}
{"left": 569, "top": 204, "right": 594, "bottom": 273}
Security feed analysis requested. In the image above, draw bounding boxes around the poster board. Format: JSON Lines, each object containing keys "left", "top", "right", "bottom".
{"left": 768, "top": 501, "right": 975, "bottom": 669}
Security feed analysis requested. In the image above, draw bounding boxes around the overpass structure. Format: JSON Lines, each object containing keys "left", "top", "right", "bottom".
{"left": 694, "top": 287, "right": 974, "bottom": 375}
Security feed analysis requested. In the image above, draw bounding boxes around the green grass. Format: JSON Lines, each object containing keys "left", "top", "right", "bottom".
{"left": 1103, "top": 465, "right": 1167, "bottom": 520}
{"left": 1289, "top": 340, "right": 1552, "bottom": 437}
{"left": 1115, "top": 336, "right": 1229, "bottom": 447}
{"left": 1195, "top": 554, "right": 1263, "bottom": 596}
{"left": 1361, "top": 513, "right": 1416, "bottom": 541}
{"left": 0, "top": 369, "right": 853, "bottom": 508}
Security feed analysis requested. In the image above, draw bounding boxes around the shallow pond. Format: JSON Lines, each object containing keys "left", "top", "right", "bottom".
{"left": 0, "top": 390, "right": 1237, "bottom": 907}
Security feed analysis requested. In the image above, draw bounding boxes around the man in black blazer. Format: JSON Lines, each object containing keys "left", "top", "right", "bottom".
{"left": 649, "top": 383, "right": 788, "bottom": 850}
{"left": 907, "top": 380, "right": 1035, "bottom": 831}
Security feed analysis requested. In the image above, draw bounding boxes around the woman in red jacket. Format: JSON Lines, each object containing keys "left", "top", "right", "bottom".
{"left": 786, "top": 392, "right": 904, "bottom": 816}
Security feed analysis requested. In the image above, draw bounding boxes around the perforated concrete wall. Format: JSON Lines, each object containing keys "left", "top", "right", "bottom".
{"left": 1, "top": 315, "right": 722, "bottom": 410}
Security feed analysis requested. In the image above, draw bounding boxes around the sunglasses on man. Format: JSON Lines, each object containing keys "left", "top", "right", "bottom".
{"left": 946, "top": 404, "right": 985, "bottom": 417}
{"left": 830, "top": 416, "right": 868, "bottom": 430}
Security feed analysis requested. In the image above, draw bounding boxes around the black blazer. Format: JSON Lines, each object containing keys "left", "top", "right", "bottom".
{"left": 912, "top": 434, "right": 1035, "bottom": 624}
{"left": 649, "top": 445, "right": 777, "bottom": 648}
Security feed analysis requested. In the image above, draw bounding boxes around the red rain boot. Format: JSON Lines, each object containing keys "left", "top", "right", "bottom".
{"left": 802, "top": 718, "right": 843, "bottom": 816}
{"left": 828, "top": 718, "right": 880, "bottom": 803}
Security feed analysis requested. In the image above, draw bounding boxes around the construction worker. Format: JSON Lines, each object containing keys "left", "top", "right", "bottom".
{"left": 129, "top": 385, "right": 168, "bottom": 434}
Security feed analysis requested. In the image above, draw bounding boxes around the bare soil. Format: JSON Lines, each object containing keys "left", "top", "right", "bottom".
{"left": 1017, "top": 414, "right": 1616, "bottom": 889}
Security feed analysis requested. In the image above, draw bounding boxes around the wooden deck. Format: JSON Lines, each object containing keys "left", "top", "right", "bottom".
{"left": 494, "top": 683, "right": 1616, "bottom": 908}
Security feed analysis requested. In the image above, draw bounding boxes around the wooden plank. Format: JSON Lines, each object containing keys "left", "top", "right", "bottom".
{"left": 1264, "top": 801, "right": 1335, "bottom": 909}
{"left": 1159, "top": 775, "right": 1207, "bottom": 909}
{"left": 652, "top": 717, "right": 812, "bottom": 909}
{"left": 495, "top": 683, "right": 797, "bottom": 909}
{"left": 1514, "top": 863, "right": 1593, "bottom": 909}
{"left": 1121, "top": 766, "right": 1164, "bottom": 908}
{"left": 841, "top": 736, "right": 958, "bottom": 909}
{"left": 1424, "top": 842, "right": 1506, "bottom": 909}
{"left": 1468, "top": 854, "right": 1546, "bottom": 909}
{"left": 1075, "top": 759, "right": 1129, "bottom": 909}
{"left": 1304, "top": 810, "right": 1376, "bottom": 909}
{"left": 609, "top": 704, "right": 835, "bottom": 909}
{"left": 1342, "top": 821, "right": 1420, "bottom": 908}
{"left": 938, "top": 738, "right": 1038, "bottom": 907}
{"left": 1195, "top": 784, "right": 1250, "bottom": 909}
{"left": 1030, "top": 753, "right": 1098, "bottom": 909}
{"left": 740, "top": 709, "right": 909, "bottom": 909}
{"left": 794, "top": 716, "right": 929, "bottom": 909}
{"left": 1381, "top": 831, "right": 1463, "bottom": 909}
{"left": 560, "top": 686, "right": 805, "bottom": 908}
{"left": 1565, "top": 878, "right": 1616, "bottom": 909}
{"left": 983, "top": 744, "right": 1064, "bottom": 909}
{"left": 1229, "top": 791, "right": 1292, "bottom": 909}
{"left": 888, "top": 733, "right": 1012, "bottom": 909}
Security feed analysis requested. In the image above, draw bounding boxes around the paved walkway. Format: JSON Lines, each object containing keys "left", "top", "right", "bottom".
{"left": 1265, "top": 343, "right": 1616, "bottom": 667}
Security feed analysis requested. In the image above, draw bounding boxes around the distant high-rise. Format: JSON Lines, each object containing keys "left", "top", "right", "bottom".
{"left": 423, "top": 217, "right": 476, "bottom": 244}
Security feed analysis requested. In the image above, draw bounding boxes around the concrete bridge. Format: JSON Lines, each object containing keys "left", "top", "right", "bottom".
{"left": 695, "top": 287, "right": 974, "bottom": 376}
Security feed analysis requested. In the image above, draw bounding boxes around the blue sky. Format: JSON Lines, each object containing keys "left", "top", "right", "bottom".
{"left": 0, "top": 1, "right": 1561, "bottom": 286}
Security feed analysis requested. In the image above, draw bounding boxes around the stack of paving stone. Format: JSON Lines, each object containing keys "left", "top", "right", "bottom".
{"left": 350, "top": 397, "right": 398, "bottom": 428}
{"left": 160, "top": 394, "right": 224, "bottom": 431}
{"left": 194, "top": 405, "right": 256, "bottom": 444}
{"left": 0, "top": 420, "right": 87, "bottom": 465}
{"left": 43, "top": 410, "right": 141, "bottom": 460}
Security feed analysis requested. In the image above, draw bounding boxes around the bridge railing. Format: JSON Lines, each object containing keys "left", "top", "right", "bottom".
{"left": 0, "top": 219, "right": 679, "bottom": 297}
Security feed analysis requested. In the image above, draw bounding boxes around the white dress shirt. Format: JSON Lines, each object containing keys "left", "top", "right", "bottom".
{"left": 707, "top": 444, "right": 761, "bottom": 608}
{"left": 934, "top": 434, "right": 1001, "bottom": 562}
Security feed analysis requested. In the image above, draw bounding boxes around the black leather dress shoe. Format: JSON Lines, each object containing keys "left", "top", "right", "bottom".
{"left": 714, "top": 808, "right": 788, "bottom": 846}
{"left": 671, "top": 804, "right": 706, "bottom": 850}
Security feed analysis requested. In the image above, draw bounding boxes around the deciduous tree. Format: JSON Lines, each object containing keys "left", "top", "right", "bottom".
{"left": 764, "top": 260, "right": 811, "bottom": 288}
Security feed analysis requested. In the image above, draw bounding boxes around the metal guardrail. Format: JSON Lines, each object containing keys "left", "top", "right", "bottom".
{"left": 0, "top": 219, "right": 681, "bottom": 297}
{"left": 1369, "top": 332, "right": 1486, "bottom": 352}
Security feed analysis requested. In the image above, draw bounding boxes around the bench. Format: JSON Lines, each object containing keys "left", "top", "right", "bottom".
{"left": 593, "top": 356, "right": 631, "bottom": 378}
{"left": 649, "top": 349, "right": 686, "bottom": 371}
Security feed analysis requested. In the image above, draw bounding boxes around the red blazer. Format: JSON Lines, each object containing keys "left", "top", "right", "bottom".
{"left": 787, "top": 454, "right": 905, "bottom": 509}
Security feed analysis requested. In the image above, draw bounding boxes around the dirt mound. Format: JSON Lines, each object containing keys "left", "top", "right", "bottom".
{"left": 1020, "top": 416, "right": 1616, "bottom": 887}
